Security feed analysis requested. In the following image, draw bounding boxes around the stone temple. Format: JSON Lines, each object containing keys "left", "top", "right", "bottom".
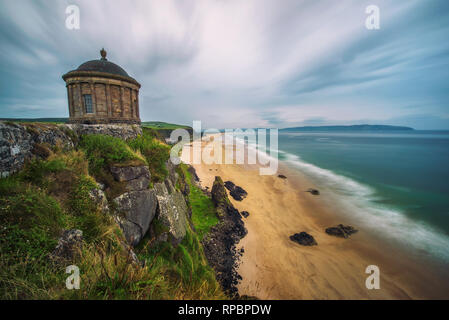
{"left": 62, "top": 49, "right": 141, "bottom": 124}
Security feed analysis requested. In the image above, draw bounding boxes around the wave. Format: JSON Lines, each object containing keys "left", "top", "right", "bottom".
{"left": 281, "top": 151, "right": 449, "bottom": 262}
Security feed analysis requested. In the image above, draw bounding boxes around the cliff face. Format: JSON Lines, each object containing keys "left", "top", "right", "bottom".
{"left": 0, "top": 121, "right": 188, "bottom": 248}
{"left": 0, "top": 122, "right": 141, "bottom": 178}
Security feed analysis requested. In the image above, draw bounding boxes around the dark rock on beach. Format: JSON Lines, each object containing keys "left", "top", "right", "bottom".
{"left": 241, "top": 211, "right": 250, "bottom": 218}
{"left": 325, "top": 224, "right": 358, "bottom": 238}
{"left": 204, "top": 176, "right": 247, "bottom": 298}
{"left": 224, "top": 181, "right": 248, "bottom": 201}
{"left": 278, "top": 174, "right": 287, "bottom": 179}
{"left": 306, "top": 188, "right": 320, "bottom": 195}
{"left": 290, "top": 232, "right": 317, "bottom": 246}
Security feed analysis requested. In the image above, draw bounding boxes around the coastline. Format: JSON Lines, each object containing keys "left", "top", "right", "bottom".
{"left": 181, "top": 137, "right": 449, "bottom": 299}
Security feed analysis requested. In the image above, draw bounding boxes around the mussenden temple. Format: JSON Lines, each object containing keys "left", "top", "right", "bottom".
{"left": 62, "top": 48, "right": 141, "bottom": 125}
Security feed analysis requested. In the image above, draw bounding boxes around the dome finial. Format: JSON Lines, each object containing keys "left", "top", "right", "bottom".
{"left": 100, "top": 48, "right": 107, "bottom": 60}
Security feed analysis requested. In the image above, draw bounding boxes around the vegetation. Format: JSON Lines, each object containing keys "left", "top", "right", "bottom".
{"left": 180, "top": 163, "right": 219, "bottom": 240}
{"left": 141, "top": 121, "right": 192, "bottom": 130}
{"left": 128, "top": 130, "right": 171, "bottom": 182}
{"left": 0, "top": 127, "right": 224, "bottom": 300}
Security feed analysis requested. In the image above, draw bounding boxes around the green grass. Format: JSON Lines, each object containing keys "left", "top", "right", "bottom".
{"left": 0, "top": 139, "right": 224, "bottom": 300}
{"left": 128, "top": 130, "right": 171, "bottom": 182}
{"left": 180, "top": 164, "right": 219, "bottom": 240}
{"left": 141, "top": 121, "right": 192, "bottom": 130}
{"left": 79, "top": 134, "right": 147, "bottom": 176}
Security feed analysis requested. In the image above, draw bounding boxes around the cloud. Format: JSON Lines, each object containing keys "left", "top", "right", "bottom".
{"left": 0, "top": 0, "right": 448, "bottom": 129}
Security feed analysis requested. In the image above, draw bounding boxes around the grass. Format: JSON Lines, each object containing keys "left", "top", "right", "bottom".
{"left": 141, "top": 121, "right": 192, "bottom": 130}
{"left": 0, "top": 133, "right": 225, "bottom": 300}
{"left": 128, "top": 130, "right": 171, "bottom": 182}
{"left": 180, "top": 163, "right": 219, "bottom": 240}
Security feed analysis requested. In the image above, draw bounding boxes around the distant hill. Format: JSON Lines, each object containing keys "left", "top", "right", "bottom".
{"left": 280, "top": 125, "right": 414, "bottom": 132}
{"left": 141, "top": 121, "right": 192, "bottom": 130}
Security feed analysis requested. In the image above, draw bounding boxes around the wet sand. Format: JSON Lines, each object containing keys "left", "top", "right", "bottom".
{"left": 181, "top": 138, "right": 449, "bottom": 299}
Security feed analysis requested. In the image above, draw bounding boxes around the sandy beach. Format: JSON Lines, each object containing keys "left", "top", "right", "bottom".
{"left": 181, "top": 137, "right": 449, "bottom": 299}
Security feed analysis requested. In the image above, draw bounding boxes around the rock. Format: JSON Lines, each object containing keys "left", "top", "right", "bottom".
{"left": 325, "top": 224, "right": 358, "bottom": 239}
{"left": 306, "top": 188, "right": 320, "bottom": 195}
{"left": 50, "top": 229, "right": 83, "bottom": 262}
{"left": 0, "top": 122, "right": 74, "bottom": 177}
{"left": 188, "top": 165, "right": 200, "bottom": 182}
{"left": 290, "top": 232, "right": 317, "bottom": 246}
{"left": 110, "top": 165, "right": 151, "bottom": 192}
{"left": 110, "top": 165, "right": 149, "bottom": 182}
{"left": 153, "top": 179, "right": 190, "bottom": 246}
{"left": 113, "top": 189, "right": 157, "bottom": 246}
{"left": 203, "top": 176, "right": 247, "bottom": 298}
{"left": 64, "top": 123, "right": 142, "bottom": 141}
{"left": 223, "top": 180, "right": 248, "bottom": 201}
{"left": 224, "top": 181, "right": 235, "bottom": 191}
{"left": 278, "top": 174, "right": 287, "bottom": 179}
{"left": 241, "top": 211, "right": 250, "bottom": 218}
{"left": 89, "top": 184, "right": 109, "bottom": 213}
{"left": 230, "top": 186, "right": 248, "bottom": 201}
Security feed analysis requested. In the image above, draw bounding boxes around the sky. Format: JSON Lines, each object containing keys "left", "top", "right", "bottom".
{"left": 0, "top": 0, "right": 448, "bottom": 129}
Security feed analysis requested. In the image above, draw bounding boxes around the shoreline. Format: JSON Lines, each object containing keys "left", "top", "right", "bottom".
{"left": 181, "top": 138, "right": 449, "bottom": 299}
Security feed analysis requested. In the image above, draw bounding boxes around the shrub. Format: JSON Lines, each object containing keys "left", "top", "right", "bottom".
{"left": 79, "top": 134, "right": 146, "bottom": 176}
{"left": 128, "top": 132, "right": 170, "bottom": 182}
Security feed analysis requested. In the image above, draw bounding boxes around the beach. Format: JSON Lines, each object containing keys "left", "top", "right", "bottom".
{"left": 180, "top": 137, "right": 449, "bottom": 300}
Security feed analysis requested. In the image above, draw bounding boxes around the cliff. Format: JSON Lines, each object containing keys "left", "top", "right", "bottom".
{"left": 0, "top": 121, "right": 227, "bottom": 300}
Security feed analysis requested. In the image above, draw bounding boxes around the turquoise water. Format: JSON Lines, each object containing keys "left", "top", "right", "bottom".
{"left": 277, "top": 131, "right": 449, "bottom": 262}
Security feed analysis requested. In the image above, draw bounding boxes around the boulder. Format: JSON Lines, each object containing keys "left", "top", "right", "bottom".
{"left": 290, "top": 232, "right": 317, "bottom": 246}
{"left": 110, "top": 165, "right": 149, "bottom": 182}
{"left": 89, "top": 184, "right": 109, "bottom": 213}
{"left": 306, "top": 188, "right": 320, "bottom": 195}
{"left": 325, "top": 224, "right": 358, "bottom": 239}
{"left": 223, "top": 180, "right": 248, "bottom": 201}
{"left": 278, "top": 174, "right": 287, "bottom": 179}
{"left": 241, "top": 211, "right": 250, "bottom": 218}
{"left": 153, "top": 179, "right": 190, "bottom": 245}
{"left": 113, "top": 189, "right": 157, "bottom": 246}
{"left": 50, "top": 229, "right": 83, "bottom": 262}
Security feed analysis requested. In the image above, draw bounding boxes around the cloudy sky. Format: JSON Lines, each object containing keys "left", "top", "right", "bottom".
{"left": 0, "top": 0, "right": 448, "bottom": 129}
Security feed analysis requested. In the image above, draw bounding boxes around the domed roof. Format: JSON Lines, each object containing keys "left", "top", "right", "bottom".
{"left": 75, "top": 48, "right": 129, "bottom": 77}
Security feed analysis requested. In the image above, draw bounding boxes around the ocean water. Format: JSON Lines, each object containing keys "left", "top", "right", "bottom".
{"left": 276, "top": 131, "right": 449, "bottom": 263}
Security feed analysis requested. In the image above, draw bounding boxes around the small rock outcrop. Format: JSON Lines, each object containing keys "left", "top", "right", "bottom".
{"left": 112, "top": 165, "right": 157, "bottom": 246}
{"left": 223, "top": 180, "right": 248, "bottom": 201}
{"left": 325, "top": 224, "right": 358, "bottom": 239}
{"left": 204, "top": 176, "right": 247, "bottom": 298}
{"left": 278, "top": 174, "right": 287, "bottom": 179}
{"left": 110, "top": 165, "right": 150, "bottom": 192}
{"left": 306, "top": 188, "right": 320, "bottom": 195}
{"left": 240, "top": 211, "right": 250, "bottom": 218}
{"left": 50, "top": 229, "right": 83, "bottom": 263}
{"left": 0, "top": 122, "right": 74, "bottom": 177}
{"left": 89, "top": 184, "right": 109, "bottom": 213}
{"left": 153, "top": 178, "right": 190, "bottom": 246}
{"left": 290, "top": 232, "right": 317, "bottom": 246}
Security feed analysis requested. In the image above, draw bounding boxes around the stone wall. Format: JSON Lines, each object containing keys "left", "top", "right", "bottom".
{"left": 0, "top": 122, "right": 142, "bottom": 177}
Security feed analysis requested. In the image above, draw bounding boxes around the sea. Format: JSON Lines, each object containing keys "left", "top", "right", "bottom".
{"left": 274, "top": 130, "right": 449, "bottom": 264}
